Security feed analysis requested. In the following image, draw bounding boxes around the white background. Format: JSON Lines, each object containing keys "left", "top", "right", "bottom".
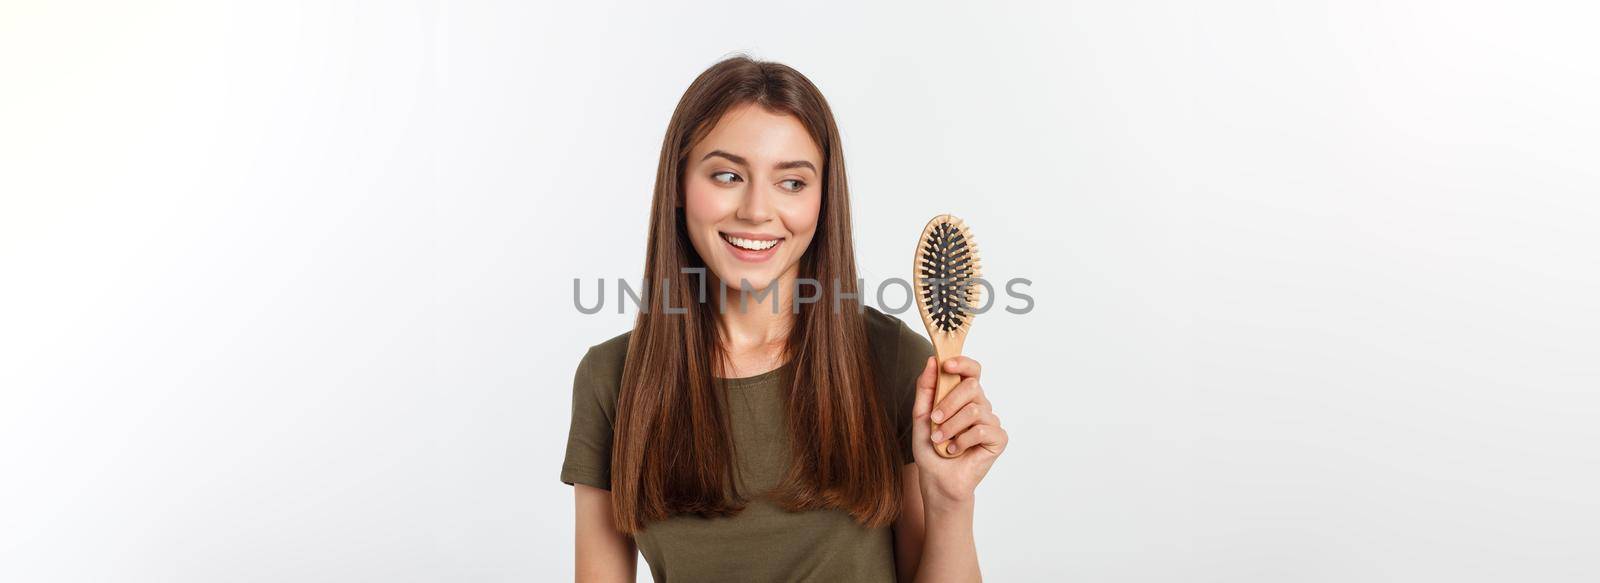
{"left": 3, "top": 1, "right": 1597, "bottom": 581}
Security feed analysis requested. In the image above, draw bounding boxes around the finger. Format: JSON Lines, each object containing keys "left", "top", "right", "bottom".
{"left": 910, "top": 356, "right": 937, "bottom": 442}
{"left": 946, "top": 423, "right": 1006, "bottom": 456}
{"left": 930, "top": 377, "right": 982, "bottom": 425}
{"left": 941, "top": 355, "right": 983, "bottom": 379}
{"left": 931, "top": 401, "right": 986, "bottom": 445}
{"left": 913, "top": 356, "right": 936, "bottom": 419}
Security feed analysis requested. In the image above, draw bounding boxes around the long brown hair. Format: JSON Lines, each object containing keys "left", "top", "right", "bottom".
{"left": 608, "top": 55, "right": 900, "bottom": 533}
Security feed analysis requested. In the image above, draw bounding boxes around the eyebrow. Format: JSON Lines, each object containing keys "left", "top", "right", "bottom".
{"left": 702, "top": 150, "right": 817, "bottom": 173}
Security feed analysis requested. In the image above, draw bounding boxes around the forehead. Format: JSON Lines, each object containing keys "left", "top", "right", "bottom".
{"left": 692, "top": 103, "right": 822, "bottom": 163}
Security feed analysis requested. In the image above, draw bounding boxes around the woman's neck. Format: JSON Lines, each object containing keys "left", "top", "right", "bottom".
{"left": 712, "top": 268, "right": 798, "bottom": 376}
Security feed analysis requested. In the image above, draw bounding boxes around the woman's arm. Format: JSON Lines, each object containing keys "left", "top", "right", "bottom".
{"left": 893, "top": 464, "right": 927, "bottom": 580}
{"left": 913, "top": 493, "right": 980, "bottom": 582}
{"left": 574, "top": 484, "right": 637, "bottom": 582}
{"left": 896, "top": 463, "right": 981, "bottom": 582}
{"left": 901, "top": 355, "right": 1008, "bottom": 582}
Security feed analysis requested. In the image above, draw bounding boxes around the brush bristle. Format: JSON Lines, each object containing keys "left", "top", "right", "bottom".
{"left": 917, "top": 217, "right": 983, "bottom": 333}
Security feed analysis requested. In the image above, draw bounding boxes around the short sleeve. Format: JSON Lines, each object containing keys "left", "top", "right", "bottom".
{"left": 891, "top": 320, "right": 936, "bottom": 466}
{"left": 560, "top": 347, "right": 614, "bottom": 490}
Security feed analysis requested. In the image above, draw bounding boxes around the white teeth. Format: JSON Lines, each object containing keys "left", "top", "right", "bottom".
{"left": 724, "top": 234, "right": 780, "bottom": 251}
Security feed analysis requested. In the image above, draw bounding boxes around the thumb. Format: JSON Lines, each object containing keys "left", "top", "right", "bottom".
{"left": 910, "top": 355, "right": 937, "bottom": 443}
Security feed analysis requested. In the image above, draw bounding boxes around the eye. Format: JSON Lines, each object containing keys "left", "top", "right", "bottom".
{"left": 711, "top": 171, "right": 742, "bottom": 184}
{"left": 779, "top": 179, "right": 807, "bottom": 192}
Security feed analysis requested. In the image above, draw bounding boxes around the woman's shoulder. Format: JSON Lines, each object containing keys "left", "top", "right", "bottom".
{"left": 573, "top": 329, "right": 633, "bottom": 405}
{"left": 863, "top": 306, "right": 933, "bottom": 357}
{"left": 581, "top": 328, "right": 633, "bottom": 365}
{"left": 862, "top": 306, "right": 935, "bottom": 383}
{"left": 861, "top": 307, "right": 934, "bottom": 465}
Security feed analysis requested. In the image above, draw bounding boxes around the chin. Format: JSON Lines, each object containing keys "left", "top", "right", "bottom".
{"left": 717, "top": 269, "right": 778, "bottom": 291}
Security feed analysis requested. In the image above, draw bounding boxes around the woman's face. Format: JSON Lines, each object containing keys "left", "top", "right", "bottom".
{"left": 683, "top": 102, "right": 823, "bottom": 295}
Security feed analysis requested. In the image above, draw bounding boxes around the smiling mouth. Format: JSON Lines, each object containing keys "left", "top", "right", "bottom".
{"left": 719, "top": 232, "right": 785, "bottom": 252}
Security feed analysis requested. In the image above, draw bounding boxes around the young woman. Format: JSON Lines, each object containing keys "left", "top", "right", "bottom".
{"left": 561, "top": 55, "right": 1008, "bottom": 582}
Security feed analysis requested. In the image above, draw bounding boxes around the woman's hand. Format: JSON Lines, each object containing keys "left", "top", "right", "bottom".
{"left": 910, "top": 355, "right": 1008, "bottom": 507}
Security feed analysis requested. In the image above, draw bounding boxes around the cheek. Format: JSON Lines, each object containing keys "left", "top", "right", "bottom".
{"left": 681, "top": 178, "right": 729, "bottom": 230}
{"left": 778, "top": 194, "right": 823, "bottom": 241}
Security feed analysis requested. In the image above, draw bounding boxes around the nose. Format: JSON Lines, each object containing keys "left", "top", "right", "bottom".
{"left": 734, "top": 182, "right": 775, "bottom": 224}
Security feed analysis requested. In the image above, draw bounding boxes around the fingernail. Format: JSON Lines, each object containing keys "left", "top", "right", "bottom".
{"left": 947, "top": 443, "right": 958, "bottom": 454}
{"left": 931, "top": 431, "right": 944, "bottom": 443}
{"left": 931, "top": 410, "right": 944, "bottom": 422}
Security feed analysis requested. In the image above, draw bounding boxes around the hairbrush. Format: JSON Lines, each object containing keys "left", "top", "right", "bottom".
{"left": 913, "top": 214, "right": 983, "bottom": 459}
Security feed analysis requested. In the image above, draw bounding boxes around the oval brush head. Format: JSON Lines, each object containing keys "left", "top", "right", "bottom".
{"left": 916, "top": 215, "right": 983, "bottom": 334}
{"left": 913, "top": 214, "right": 982, "bottom": 458}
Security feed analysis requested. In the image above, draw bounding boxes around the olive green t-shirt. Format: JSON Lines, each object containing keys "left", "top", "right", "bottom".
{"left": 560, "top": 306, "right": 935, "bottom": 582}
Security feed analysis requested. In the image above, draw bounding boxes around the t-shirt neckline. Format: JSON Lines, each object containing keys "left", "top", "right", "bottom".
{"left": 714, "top": 360, "right": 795, "bottom": 389}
